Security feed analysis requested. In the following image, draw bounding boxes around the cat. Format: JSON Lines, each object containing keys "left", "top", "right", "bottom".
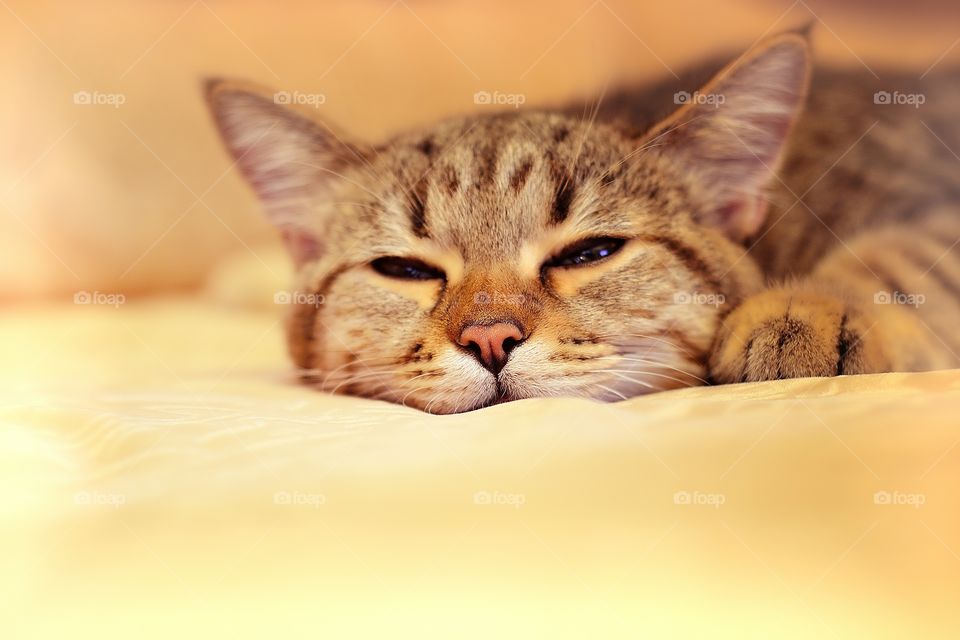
{"left": 206, "top": 28, "right": 960, "bottom": 413}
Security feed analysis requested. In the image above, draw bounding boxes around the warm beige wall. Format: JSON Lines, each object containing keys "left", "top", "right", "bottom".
{"left": 2, "top": 0, "right": 958, "bottom": 300}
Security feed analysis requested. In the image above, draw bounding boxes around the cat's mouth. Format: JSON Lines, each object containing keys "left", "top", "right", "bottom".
{"left": 485, "top": 380, "right": 518, "bottom": 407}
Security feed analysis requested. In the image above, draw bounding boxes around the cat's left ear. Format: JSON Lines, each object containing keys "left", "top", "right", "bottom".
{"left": 205, "top": 79, "right": 366, "bottom": 265}
{"left": 648, "top": 31, "right": 811, "bottom": 242}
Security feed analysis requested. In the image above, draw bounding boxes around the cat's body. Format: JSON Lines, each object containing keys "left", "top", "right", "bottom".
{"left": 592, "top": 60, "right": 960, "bottom": 381}
{"left": 207, "top": 30, "right": 960, "bottom": 413}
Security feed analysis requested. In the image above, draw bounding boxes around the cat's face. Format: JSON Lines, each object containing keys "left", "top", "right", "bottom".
{"left": 207, "top": 32, "right": 809, "bottom": 412}
{"left": 287, "top": 113, "right": 758, "bottom": 412}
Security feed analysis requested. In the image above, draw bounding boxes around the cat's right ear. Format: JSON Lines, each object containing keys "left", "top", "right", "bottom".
{"left": 643, "top": 31, "right": 811, "bottom": 243}
{"left": 205, "top": 79, "right": 364, "bottom": 265}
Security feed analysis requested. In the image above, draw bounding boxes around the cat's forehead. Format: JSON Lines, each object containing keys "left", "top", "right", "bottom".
{"left": 365, "top": 112, "right": 632, "bottom": 261}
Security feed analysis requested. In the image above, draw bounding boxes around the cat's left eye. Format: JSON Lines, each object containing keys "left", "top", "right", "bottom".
{"left": 370, "top": 256, "right": 445, "bottom": 281}
{"left": 543, "top": 237, "right": 627, "bottom": 269}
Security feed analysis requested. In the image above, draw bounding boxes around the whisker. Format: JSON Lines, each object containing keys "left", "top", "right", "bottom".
{"left": 594, "top": 357, "right": 708, "bottom": 384}
{"left": 328, "top": 370, "right": 396, "bottom": 396}
{"left": 609, "top": 113, "right": 709, "bottom": 172}
{"left": 399, "top": 380, "right": 435, "bottom": 408}
{"left": 566, "top": 78, "right": 609, "bottom": 179}
{"left": 401, "top": 370, "right": 445, "bottom": 385}
{"left": 595, "top": 368, "right": 700, "bottom": 388}
{"left": 592, "top": 383, "right": 629, "bottom": 401}
{"left": 293, "top": 162, "right": 394, "bottom": 209}
{"left": 592, "top": 332, "right": 701, "bottom": 359}
{"left": 594, "top": 370, "right": 657, "bottom": 390}
{"left": 319, "top": 355, "right": 399, "bottom": 388}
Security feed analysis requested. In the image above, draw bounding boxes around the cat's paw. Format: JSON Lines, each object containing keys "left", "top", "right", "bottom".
{"left": 709, "top": 289, "right": 891, "bottom": 383}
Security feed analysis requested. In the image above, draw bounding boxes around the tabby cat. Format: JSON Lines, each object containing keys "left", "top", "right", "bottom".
{"left": 206, "top": 29, "right": 960, "bottom": 413}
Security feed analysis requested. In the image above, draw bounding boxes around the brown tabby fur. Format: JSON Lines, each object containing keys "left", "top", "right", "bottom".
{"left": 206, "top": 29, "right": 959, "bottom": 413}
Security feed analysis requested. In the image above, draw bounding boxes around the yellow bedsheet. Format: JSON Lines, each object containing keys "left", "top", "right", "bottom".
{"left": 3, "top": 298, "right": 959, "bottom": 638}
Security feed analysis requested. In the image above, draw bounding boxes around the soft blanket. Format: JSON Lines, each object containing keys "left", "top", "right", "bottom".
{"left": 3, "top": 298, "right": 958, "bottom": 638}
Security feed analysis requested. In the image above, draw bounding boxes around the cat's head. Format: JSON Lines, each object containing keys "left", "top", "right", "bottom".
{"left": 206, "top": 31, "right": 809, "bottom": 413}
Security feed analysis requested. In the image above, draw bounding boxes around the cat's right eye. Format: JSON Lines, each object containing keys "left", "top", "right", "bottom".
{"left": 543, "top": 236, "right": 627, "bottom": 269}
{"left": 370, "top": 256, "right": 445, "bottom": 281}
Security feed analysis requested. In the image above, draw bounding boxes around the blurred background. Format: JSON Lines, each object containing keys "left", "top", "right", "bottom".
{"left": 3, "top": 0, "right": 960, "bottom": 301}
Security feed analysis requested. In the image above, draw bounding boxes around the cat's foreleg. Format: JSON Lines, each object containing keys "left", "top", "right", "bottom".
{"left": 708, "top": 217, "right": 958, "bottom": 383}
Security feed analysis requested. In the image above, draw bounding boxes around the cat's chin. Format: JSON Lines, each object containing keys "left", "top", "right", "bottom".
{"left": 443, "top": 385, "right": 514, "bottom": 413}
{"left": 413, "top": 382, "right": 516, "bottom": 414}
{"left": 460, "top": 380, "right": 554, "bottom": 412}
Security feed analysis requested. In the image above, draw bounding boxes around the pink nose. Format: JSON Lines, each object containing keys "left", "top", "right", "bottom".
{"left": 458, "top": 322, "right": 525, "bottom": 374}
